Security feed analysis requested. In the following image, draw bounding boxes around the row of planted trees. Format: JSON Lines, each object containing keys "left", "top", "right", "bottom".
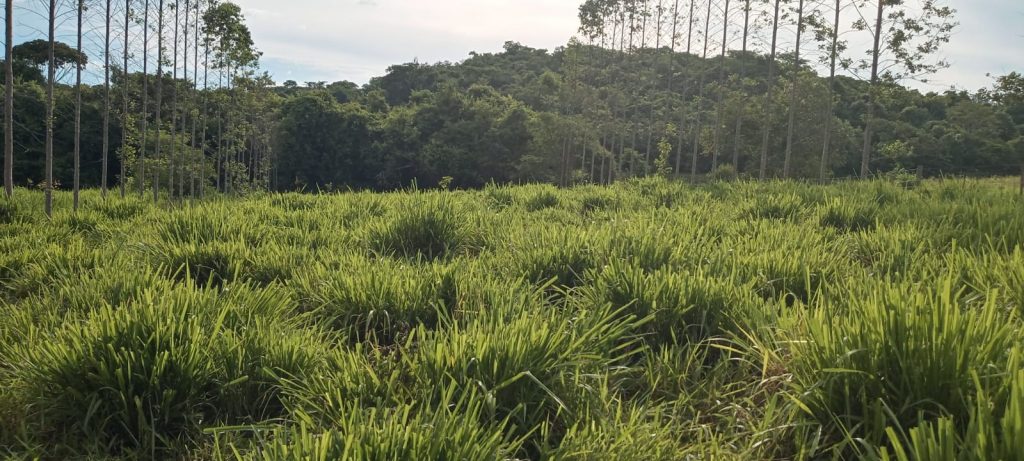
{"left": 569, "top": 0, "right": 955, "bottom": 184}
{"left": 2, "top": 0, "right": 272, "bottom": 216}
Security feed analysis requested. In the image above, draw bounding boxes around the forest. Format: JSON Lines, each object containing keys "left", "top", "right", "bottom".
{"left": 1, "top": 0, "right": 1022, "bottom": 205}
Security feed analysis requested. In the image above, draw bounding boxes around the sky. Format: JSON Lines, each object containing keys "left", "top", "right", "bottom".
{"left": 234, "top": 0, "right": 1022, "bottom": 92}
{"left": 10, "top": 0, "right": 1024, "bottom": 91}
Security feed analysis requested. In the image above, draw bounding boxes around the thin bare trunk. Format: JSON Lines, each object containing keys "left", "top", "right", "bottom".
{"left": 783, "top": 0, "right": 804, "bottom": 179}
{"left": 820, "top": 0, "right": 840, "bottom": 181}
{"left": 3, "top": 0, "right": 13, "bottom": 198}
{"left": 690, "top": 0, "right": 712, "bottom": 179}
{"left": 713, "top": 0, "right": 731, "bottom": 171}
{"left": 139, "top": 0, "right": 150, "bottom": 195}
{"left": 732, "top": 0, "right": 750, "bottom": 170}
{"left": 121, "top": 0, "right": 130, "bottom": 197}
{"left": 861, "top": 0, "right": 884, "bottom": 178}
{"left": 154, "top": 0, "right": 164, "bottom": 202}
{"left": 74, "top": 0, "right": 83, "bottom": 211}
{"left": 45, "top": 0, "right": 56, "bottom": 217}
{"left": 170, "top": 0, "right": 179, "bottom": 199}
{"left": 102, "top": 0, "right": 112, "bottom": 197}
{"left": 759, "top": 0, "right": 782, "bottom": 180}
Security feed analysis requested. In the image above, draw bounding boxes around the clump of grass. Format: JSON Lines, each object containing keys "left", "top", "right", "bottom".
{"left": 9, "top": 285, "right": 318, "bottom": 455}
{"left": 409, "top": 300, "right": 640, "bottom": 441}
{"left": 819, "top": 198, "right": 877, "bottom": 232}
{"left": 293, "top": 257, "right": 455, "bottom": 344}
{"left": 743, "top": 193, "right": 805, "bottom": 221}
{"left": 789, "top": 280, "right": 1016, "bottom": 448}
{"left": 524, "top": 189, "right": 561, "bottom": 211}
{"left": 230, "top": 389, "right": 522, "bottom": 461}
{"left": 506, "top": 228, "right": 596, "bottom": 288}
{"left": 369, "top": 195, "right": 473, "bottom": 260}
{"left": 583, "top": 262, "right": 753, "bottom": 348}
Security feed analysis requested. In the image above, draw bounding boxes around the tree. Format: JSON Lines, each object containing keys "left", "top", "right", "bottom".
{"left": 120, "top": 0, "right": 130, "bottom": 197}
{"left": 139, "top": 0, "right": 150, "bottom": 195}
{"left": 731, "top": 0, "right": 752, "bottom": 171}
{"left": 713, "top": 0, "right": 731, "bottom": 171}
{"left": 782, "top": 0, "right": 804, "bottom": 178}
{"left": 759, "top": 0, "right": 782, "bottom": 180}
{"left": 689, "top": 0, "right": 712, "bottom": 178}
{"left": 857, "top": 0, "right": 956, "bottom": 177}
{"left": 154, "top": 0, "right": 164, "bottom": 201}
{"left": 45, "top": 0, "right": 56, "bottom": 216}
{"left": 3, "top": 0, "right": 12, "bottom": 198}
{"left": 74, "top": 0, "right": 83, "bottom": 210}
{"left": 102, "top": 0, "right": 113, "bottom": 197}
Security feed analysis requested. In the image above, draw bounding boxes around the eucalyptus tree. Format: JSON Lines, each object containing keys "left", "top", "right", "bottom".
{"left": 169, "top": 0, "right": 179, "bottom": 197}
{"left": 3, "top": 0, "right": 13, "bottom": 198}
{"left": 807, "top": 0, "right": 846, "bottom": 180}
{"left": 102, "top": 0, "right": 112, "bottom": 197}
{"left": 139, "top": 0, "right": 149, "bottom": 195}
{"left": 689, "top": 0, "right": 712, "bottom": 178}
{"left": 74, "top": 0, "right": 84, "bottom": 210}
{"left": 712, "top": 0, "right": 731, "bottom": 171}
{"left": 120, "top": 0, "right": 130, "bottom": 197}
{"left": 758, "top": 0, "right": 782, "bottom": 180}
{"left": 153, "top": 0, "right": 164, "bottom": 201}
{"left": 45, "top": 0, "right": 56, "bottom": 216}
{"left": 673, "top": 0, "right": 696, "bottom": 174}
{"left": 731, "top": 0, "right": 753, "bottom": 170}
{"left": 782, "top": 0, "right": 804, "bottom": 178}
{"left": 856, "top": 0, "right": 955, "bottom": 177}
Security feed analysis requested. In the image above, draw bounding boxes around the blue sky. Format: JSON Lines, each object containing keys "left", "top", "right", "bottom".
{"left": 11, "top": 0, "right": 1024, "bottom": 91}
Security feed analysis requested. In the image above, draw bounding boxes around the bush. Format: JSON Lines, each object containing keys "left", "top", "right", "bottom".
{"left": 789, "top": 281, "right": 1016, "bottom": 448}
{"left": 368, "top": 196, "right": 473, "bottom": 260}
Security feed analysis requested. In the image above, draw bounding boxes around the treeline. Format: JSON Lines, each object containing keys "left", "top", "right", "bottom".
{"left": 2, "top": 0, "right": 1023, "bottom": 200}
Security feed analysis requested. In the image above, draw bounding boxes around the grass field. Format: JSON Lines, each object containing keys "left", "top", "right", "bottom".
{"left": 1, "top": 177, "right": 1023, "bottom": 460}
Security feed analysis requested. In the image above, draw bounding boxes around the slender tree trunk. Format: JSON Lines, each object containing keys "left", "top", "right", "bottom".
{"left": 3, "top": 0, "right": 13, "bottom": 198}
{"left": 820, "top": 0, "right": 840, "bottom": 182}
{"left": 732, "top": 0, "right": 750, "bottom": 171}
{"left": 201, "top": 11, "right": 210, "bottom": 198}
{"left": 139, "top": 0, "right": 150, "bottom": 195}
{"left": 121, "top": 0, "right": 130, "bottom": 197}
{"left": 45, "top": 0, "right": 56, "bottom": 217}
{"left": 759, "top": 0, "right": 782, "bottom": 180}
{"left": 783, "top": 0, "right": 804, "bottom": 179}
{"left": 170, "top": 0, "right": 179, "bottom": 200}
{"left": 861, "top": 0, "right": 884, "bottom": 178}
{"left": 74, "top": 0, "right": 83, "bottom": 211}
{"left": 190, "top": 0, "right": 199, "bottom": 198}
{"left": 154, "top": 0, "right": 164, "bottom": 202}
{"left": 712, "top": 0, "right": 731, "bottom": 171}
{"left": 101, "top": 0, "right": 112, "bottom": 197}
{"left": 690, "top": 0, "right": 712, "bottom": 179}
{"left": 180, "top": 0, "right": 189, "bottom": 197}
{"left": 674, "top": 0, "right": 696, "bottom": 175}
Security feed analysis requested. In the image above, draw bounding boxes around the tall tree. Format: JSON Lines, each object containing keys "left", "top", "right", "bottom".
{"left": 673, "top": 0, "right": 696, "bottom": 174}
{"left": 3, "top": 0, "right": 12, "bottom": 198}
{"left": 856, "top": 0, "right": 955, "bottom": 177}
{"left": 814, "top": 0, "right": 843, "bottom": 181}
{"left": 689, "top": 0, "right": 711, "bottom": 178}
{"left": 154, "top": 0, "right": 164, "bottom": 201}
{"left": 102, "top": 0, "right": 112, "bottom": 197}
{"left": 758, "top": 0, "right": 782, "bottom": 180}
{"left": 45, "top": 0, "right": 56, "bottom": 216}
{"left": 712, "top": 0, "right": 731, "bottom": 171}
{"left": 139, "top": 0, "right": 150, "bottom": 195}
{"left": 120, "top": 0, "right": 129, "bottom": 197}
{"left": 782, "top": 0, "right": 804, "bottom": 178}
{"left": 74, "top": 0, "right": 83, "bottom": 210}
{"left": 731, "top": 0, "right": 752, "bottom": 170}
{"left": 169, "top": 0, "right": 179, "bottom": 198}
